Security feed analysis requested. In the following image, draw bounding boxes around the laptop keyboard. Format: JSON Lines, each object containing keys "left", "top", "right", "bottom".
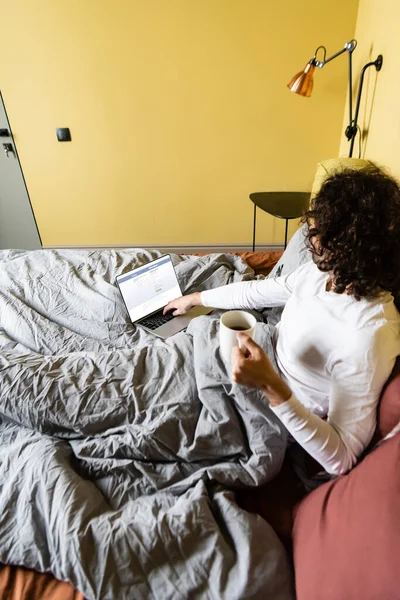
{"left": 140, "top": 310, "right": 176, "bottom": 330}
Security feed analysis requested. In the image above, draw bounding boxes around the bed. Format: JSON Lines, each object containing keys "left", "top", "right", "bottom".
{"left": 0, "top": 248, "right": 296, "bottom": 600}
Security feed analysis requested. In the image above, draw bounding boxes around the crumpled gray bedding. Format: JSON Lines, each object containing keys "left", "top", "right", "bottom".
{"left": 0, "top": 248, "right": 293, "bottom": 600}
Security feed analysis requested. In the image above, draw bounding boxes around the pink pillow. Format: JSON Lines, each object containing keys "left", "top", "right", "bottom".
{"left": 292, "top": 432, "right": 400, "bottom": 600}
{"left": 376, "top": 356, "right": 400, "bottom": 438}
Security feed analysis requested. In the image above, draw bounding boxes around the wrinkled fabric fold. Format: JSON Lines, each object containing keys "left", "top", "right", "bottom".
{"left": 0, "top": 249, "right": 292, "bottom": 600}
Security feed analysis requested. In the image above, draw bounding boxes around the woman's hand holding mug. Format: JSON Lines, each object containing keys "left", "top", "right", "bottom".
{"left": 231, "top": 333, "right": 292, "bottom": 406}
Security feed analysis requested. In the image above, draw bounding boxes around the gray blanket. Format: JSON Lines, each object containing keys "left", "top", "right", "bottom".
{"left": 0, "top": 249, "right": 293, "bottom": 599}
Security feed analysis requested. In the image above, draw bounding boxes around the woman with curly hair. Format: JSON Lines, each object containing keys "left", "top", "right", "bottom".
{"left": 164, "top": 165, "right": 400, "bottom": 476}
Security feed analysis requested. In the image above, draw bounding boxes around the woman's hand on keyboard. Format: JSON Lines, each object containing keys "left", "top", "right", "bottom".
{"left": 163, "top": 292, "right": 202, "bottom": 316}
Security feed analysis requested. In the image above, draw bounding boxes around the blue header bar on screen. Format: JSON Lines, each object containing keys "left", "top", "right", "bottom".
{"left": 117, "top": 256, "right": 172, "bottom": 284}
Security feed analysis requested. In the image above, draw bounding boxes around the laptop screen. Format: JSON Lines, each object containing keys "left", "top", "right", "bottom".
{"left": 117, "top": 255, "right": 182, "bottom": 323}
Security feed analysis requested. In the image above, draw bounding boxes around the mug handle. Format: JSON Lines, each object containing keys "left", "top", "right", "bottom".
{"left": 237, "top": 332, "right": 251, "bottom": 357}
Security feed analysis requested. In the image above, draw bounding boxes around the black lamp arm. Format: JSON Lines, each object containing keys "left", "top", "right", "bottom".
{"left": 312, "top": 40, "right": 357, "bottom": 130}
{"left": 310, "top": 40, "right": 383, "bottom": 158}
{"left": 347, "top": 55, "right": 383, "bottom": 157}
{"left": 312, "top": 40, "right": 357, "bottom": 67}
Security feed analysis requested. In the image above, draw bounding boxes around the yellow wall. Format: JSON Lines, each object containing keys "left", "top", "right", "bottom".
{"left": 339, "top": 0, "right": 400, "bottom": 177}
{"left": 2, "top": 0, "right": 358, "bottom": 247}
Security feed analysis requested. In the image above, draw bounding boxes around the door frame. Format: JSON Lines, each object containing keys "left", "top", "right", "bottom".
{"left": 0, "top": 91, "right": 42, "bottom": 247}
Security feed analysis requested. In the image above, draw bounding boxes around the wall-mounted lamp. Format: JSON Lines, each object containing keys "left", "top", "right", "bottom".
{"left": 287, "top": 40, "right": 383, "bottom": 157}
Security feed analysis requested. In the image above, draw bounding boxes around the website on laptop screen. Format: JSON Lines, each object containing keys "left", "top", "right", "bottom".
{"left": 117, "top": 256, "right": 181, "bottom": 323}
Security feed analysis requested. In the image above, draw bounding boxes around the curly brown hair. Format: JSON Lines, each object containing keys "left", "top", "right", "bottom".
{"left": 301, "top": 165, "right": 400, "bottom": 300}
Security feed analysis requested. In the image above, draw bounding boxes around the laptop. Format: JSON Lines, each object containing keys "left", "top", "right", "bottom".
{"left": 116, "top": 254, "right": 212, "bottom": 338}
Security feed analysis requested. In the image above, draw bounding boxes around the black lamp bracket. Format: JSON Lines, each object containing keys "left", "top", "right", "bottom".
{"left": 347, "top": 54, "right": 383, "bottom": 156}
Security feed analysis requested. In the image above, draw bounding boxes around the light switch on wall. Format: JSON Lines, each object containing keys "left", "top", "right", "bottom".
{"left": 56, "top": 128, "right": 71, "bottom": 142}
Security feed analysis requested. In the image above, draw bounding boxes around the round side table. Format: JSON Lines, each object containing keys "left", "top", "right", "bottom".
{"left": 249, "top": 191, "right": 310, "bottom": 251}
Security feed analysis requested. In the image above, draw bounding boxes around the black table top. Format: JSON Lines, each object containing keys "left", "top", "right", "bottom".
{"left": 249, "top": 191, "right": 310, "bottom": 219}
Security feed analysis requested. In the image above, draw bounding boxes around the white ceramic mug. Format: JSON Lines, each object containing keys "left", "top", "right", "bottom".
{"left": 219, "top": 310, "right": 257, "bottom": 364}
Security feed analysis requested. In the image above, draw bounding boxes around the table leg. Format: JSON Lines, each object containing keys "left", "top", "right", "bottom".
{"left": 253, "top": 204, "right": 256, "bottom": 252}
{"left": 284, "top": 218, "right": 288, "bottom": 250}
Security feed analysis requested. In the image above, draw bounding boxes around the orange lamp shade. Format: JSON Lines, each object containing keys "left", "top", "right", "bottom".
{"left": 287, "top": 62, "right": 316, "bottom": 97}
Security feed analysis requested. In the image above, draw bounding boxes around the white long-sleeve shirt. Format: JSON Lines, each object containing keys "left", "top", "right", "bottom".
{"left": 201, "top": 261, "right": 400, "bottom": 475}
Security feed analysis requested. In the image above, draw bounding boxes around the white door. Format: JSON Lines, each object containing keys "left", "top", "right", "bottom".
{"left": 0, "top": 92, "right": 41, "bottom": 249}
